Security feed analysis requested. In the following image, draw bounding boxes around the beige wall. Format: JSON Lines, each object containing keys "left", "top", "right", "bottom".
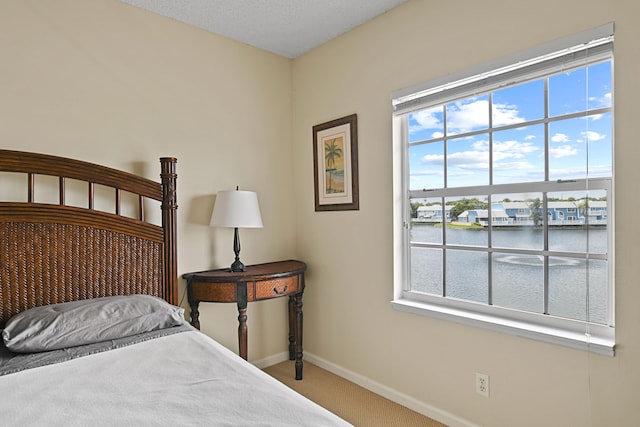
{"left": 0, "top": 0, "right": 295, "bottom": 358}
{"left": 2, "top": 0, "right": 640, "bottom": 425}
{"left": 293, "top": 0, "right": 640, "bottom": 426}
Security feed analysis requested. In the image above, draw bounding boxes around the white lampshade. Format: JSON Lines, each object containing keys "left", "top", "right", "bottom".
{"left": 210, "top": 190, "right": 263, "bottom": 228}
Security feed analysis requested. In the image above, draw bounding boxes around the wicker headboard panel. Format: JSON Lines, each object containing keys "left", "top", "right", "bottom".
{"left": 0, "top": 150, "right": 178, "bottom": 328}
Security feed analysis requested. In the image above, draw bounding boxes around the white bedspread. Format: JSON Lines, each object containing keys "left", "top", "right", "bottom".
{"left": 0, "top": 330, "right": 352, "bottom": 426}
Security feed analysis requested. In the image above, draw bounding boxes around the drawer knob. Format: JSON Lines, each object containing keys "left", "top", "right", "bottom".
{"left": 273, "top": 285, "right": 288, "bottom": 295}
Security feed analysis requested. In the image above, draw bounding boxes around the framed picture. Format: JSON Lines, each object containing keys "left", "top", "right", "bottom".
{"left": 312, "top": 114, "right": 359, "bottom": 211}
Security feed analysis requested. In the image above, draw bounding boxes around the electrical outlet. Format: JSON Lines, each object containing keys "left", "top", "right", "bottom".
{"left": 476, "top": 373, "right": 490, "bottom": 397}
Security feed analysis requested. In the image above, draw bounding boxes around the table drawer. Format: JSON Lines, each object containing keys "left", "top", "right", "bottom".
{"left": 190, "top": 281, "right": 238, "bottom": 302}
{"left": 254, "top": 275, "right": 300, "bottom": 300}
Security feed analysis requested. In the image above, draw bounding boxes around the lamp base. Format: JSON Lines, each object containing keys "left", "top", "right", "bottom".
{"left": 229, "top": 227, "right": 247, "bottom": 272}
{"left": 229, "top": 258, "right": 246, "bottom": 272}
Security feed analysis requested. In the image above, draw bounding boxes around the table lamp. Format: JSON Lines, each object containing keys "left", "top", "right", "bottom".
{"left": 210, "top": 187, "right": 263, "bottom": 272}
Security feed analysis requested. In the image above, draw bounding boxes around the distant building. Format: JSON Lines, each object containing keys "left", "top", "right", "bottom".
{"left": 416, "top": 204, "right": 451, "bottom": 222}
{"left": 585, "top": 200, "right": 607, "bottom": 223}
{"left": 451, "top": 199, "right": 607, "bottom": 227}
{"left": 457, "top": 209, "right": 509, "bottom": 225}
{"left": 494, "top": 201, "right": 533, "bottom": 225}
{"left": 546, "top": 200, "right": 607, "bottom": 225}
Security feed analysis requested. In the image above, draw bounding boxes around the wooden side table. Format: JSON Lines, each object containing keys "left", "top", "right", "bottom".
{"left": 182, "top": 260, "right": 307, "bottom": 380}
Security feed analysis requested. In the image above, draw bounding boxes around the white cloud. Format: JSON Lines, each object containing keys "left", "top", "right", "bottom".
{"left": 588, "top": 92, "right": 612, "bottom": 109}
{"left": 492, "top": 103, "right": 526, "bottom": 127}
{"left": 549, "top": 164, "right": 612, "bottom": 179}
{"left": 409, "top": 108, "right": 442, "bottom": 134}
{"left": 447, "top": 150, "right": 490, "bottom": 170}
{"left": 549, "top": 145, "right": 578, "bottom": 158}
{"left": 493, "top": 161, "right": 534, "bottom": 170}
{"left": 421, "top": 137, "right": 539, "bottom": 171}
{"left": 446, "top": 99, "right": 489, "bottom": 133}
{"left": 470, "top": 139, "right": 539, "bottom": 162}
{"left": 581, "top": 131, "right": 606, "bottom": 142}
{"left": 493, "top": 140, "right": 538, "bottom": 156}
{"left": 446, "top": 99, "right": 527, "bottom": 133}
{"left": 421, "top": 153, "right": 445, "bottom": 164}
{"left": 421, "top": 150, "right": 488, "bottom": 170}
{"left": 551, "top": 133, "right": 570, "bottom": 143}
{"left": 409, "top": 98, "right": 527, "bottom": 136}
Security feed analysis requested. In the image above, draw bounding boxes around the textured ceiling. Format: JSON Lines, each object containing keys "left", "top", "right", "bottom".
{"left": 121, "top": 0, "right": 408, "bottom": 58}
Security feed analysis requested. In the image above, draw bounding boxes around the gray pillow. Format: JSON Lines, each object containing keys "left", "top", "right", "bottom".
{"left": 2, "top": 295, "right": 185, "bottom": 353}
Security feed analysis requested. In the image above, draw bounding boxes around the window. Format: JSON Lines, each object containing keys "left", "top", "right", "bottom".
{"left": 392, "top": 24, "right": 614, "bottom": 355}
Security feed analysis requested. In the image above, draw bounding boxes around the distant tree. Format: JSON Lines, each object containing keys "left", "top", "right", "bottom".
{"left": 451, "top": 198, "right": 484, "bottom": 220}
{"left": 529, "top": 198, "right": 542, "bottom": 226}
{"left": 578, "top": 199, "right": 589, "bottom": 218}
{"left": 410, "top": 202, "right": 422, "bottom": 218}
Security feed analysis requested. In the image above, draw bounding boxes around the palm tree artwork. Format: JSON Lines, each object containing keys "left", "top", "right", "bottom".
{"left": 324, "top": 137, "right": 345, "bottom": 194}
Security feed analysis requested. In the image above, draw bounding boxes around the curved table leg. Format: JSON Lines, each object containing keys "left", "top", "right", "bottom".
{"left": 237, "top": 282, "right": 248, "bottom": 360}
{"left": 237, "top": 305, "right": 248, "bottom": 360}
{"left": 188, "top": 283, "right": 201, "bottom": 330}
{"left": 288, "top": 297, "right": 295, "bottom": 360}
{"left": 294, "top": 292, "right": 304, "bottom": 380}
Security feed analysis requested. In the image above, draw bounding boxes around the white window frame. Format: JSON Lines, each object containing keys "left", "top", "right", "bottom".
{"left": 391, "top": 23, "right": 615, "bottom": 356}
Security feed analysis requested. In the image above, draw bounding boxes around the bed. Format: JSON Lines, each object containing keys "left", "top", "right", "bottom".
{"left": 0, "top": 149, "right": 351, "bottom": 426}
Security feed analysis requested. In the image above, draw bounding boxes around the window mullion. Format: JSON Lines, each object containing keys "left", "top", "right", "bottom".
{"left": 543, "top": 75, "right": 550, "bottom": 315}
{"left": 488, "top": 94, "right": 494, "bottom": 306}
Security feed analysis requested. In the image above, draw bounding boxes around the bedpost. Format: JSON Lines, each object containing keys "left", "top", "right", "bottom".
{"left": 160, "top": 157, "right": 178, "bottom": 306}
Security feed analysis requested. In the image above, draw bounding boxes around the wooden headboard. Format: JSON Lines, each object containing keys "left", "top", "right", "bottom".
{"left": 0, "top": 150, "right": 178, "bottom": 328}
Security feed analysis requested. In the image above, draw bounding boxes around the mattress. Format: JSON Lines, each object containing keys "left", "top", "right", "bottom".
{"left": 0, "top": 327, "right": 352, "bottom": 426}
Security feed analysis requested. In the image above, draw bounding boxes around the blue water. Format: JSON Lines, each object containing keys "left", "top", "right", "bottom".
{"left": 327, "top": 169, "right": 345, "bottom": 182}
{"left": 409, "top": 225, "right": 609, "bottom": 324}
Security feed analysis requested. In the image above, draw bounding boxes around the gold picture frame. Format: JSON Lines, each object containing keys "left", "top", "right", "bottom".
{"left": 312, "top": 114, "right": 359, "bottom": 211}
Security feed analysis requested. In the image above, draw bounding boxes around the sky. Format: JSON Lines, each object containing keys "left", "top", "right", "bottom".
{"left": 408, "top": 61, "right": 613, "bottom": 191}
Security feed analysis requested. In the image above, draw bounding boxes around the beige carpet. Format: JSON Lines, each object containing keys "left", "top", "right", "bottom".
{"left": 264, "top": 360, "right": 447, "bottom": 427}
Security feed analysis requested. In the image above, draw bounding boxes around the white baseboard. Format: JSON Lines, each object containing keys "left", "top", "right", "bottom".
{"left": 300, "top": 352, "right": 479, "bottom": 427}
{"left": 252, "top": 351, "right": 290, "bottom": 369}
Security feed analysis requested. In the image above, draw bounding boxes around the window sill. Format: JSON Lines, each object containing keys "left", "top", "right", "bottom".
{"left": 390, "top": 297, "right": 615, "bottom": 357}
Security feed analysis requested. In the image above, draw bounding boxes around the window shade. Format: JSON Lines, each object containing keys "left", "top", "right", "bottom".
{"left": 392, "top": 23, "right": 614, "bottom": 116}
